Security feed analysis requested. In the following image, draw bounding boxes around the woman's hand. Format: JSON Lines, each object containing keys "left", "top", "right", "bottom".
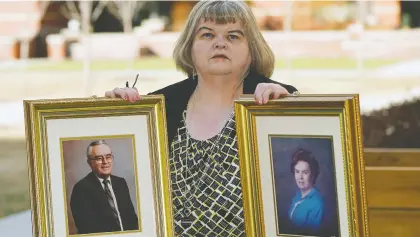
{"left": 254, "top": 83, "right": 290, "bottom": 104}
{"left": 104, "top": 87, "right": 140, "bottom": 103}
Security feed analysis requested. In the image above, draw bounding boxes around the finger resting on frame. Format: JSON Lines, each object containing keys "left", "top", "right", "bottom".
{"left": 262, "top": 88, "right": 273, "bottom": 102}
{"left": 254, "top": 86, "right": 265, "bottom": 102}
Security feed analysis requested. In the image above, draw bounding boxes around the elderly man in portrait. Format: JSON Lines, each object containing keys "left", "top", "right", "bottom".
{"left": 70, "top": 140, "right": 139, "bottom": 234}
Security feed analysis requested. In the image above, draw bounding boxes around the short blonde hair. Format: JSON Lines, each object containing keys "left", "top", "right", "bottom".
{"left": 173, "top": 1, "right": 275, "bottom": 78}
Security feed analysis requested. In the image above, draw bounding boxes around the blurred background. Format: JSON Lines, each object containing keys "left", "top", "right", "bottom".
{"left": 0, "top": 0, "right": 419, "bottom": 236}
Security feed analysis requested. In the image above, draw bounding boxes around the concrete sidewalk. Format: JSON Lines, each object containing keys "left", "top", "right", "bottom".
{"left": 0, "top": 210, "right": 32, "bottom": 237}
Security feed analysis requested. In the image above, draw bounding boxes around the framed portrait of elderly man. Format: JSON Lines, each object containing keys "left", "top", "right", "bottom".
{"left": 235, "top": 94, "right": 370, "bottom": 237}
{"left": 23, "top": 95, "right": 174, "bottom": 237}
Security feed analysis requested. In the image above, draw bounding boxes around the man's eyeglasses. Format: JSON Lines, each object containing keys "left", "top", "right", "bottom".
{"left": 89, "top": 154, "right": 114, "bottom": 164}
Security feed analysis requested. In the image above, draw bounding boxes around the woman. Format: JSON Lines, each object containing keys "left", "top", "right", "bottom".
{"left": 106, "top": 1, "right": 298, "bottom": 236}
{"left": 288, "top": 148, "right": 324, "bottom": 235}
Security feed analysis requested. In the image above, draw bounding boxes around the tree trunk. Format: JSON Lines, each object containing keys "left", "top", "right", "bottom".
{"left": 80, "top": 1, "right": 92, "bottom": 96}
{"left": 122, "top": 1, "right": 133, "bottom": 32}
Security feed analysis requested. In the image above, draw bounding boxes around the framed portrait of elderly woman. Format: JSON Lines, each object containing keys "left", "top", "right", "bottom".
{"left": 23, "top": 95, "right": 174, "bottom": 237}
{"left": 235, "top": 94, "right": 369, "bottom": 237}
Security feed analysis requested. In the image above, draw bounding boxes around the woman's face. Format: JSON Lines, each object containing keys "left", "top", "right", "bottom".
{"left": 294, "top": 161, "right": 313, "bottom": 191}
{"left": 191, "top": 18, "right": 251, "bottom": 78}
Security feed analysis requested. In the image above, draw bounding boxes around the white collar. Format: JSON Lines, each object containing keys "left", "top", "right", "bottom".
{"left": 95, "top": 174, "right": 111, "bottom": 184}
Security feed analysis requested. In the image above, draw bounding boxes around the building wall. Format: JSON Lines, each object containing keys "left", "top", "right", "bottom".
{"left": 249, "top": 0, "right": 401, "bottom": 31}
{"left": 0, "top": 1, "right": 41, "bottom": 37}
{"left": 170, "top": 1, "right": 196, "bottom": 31}
{"left": 371, "top": 0, "right": 401, "bottom": 29}
{"left": 0, "top": 0, "right": 404, "bottom": 38}
{"left": 0, "top": 1, "right": 69, "bottom": 59}
{"left": 0, "top": 1, "right": 41, "bottom": 59}
{"left": 0, "top": 0, "right": 403, "bottom": 60}
{"left": 167, "top": 0, "right": 401, "bottom": 31}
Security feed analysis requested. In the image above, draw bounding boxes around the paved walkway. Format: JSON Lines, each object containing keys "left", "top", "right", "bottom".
{"left": 374, "top": 58, "right": 420, "bottom": 77}
{"left": 0, "top": 210, "right": 32, "bottom": 237}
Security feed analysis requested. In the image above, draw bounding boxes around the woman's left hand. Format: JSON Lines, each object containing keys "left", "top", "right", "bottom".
{"left": 254, "top": 83, "right": 290, "bottom": 104}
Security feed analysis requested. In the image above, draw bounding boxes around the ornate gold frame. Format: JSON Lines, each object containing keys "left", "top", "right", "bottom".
{"left": 23, "top": 95, "right": 174, "bottom": 237}
{"left": 235, "top": 94, "right": 369, "bottom": 237}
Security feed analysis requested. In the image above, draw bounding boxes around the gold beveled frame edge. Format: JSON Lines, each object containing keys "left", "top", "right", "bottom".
{"left": 152, "top": 95, "right": 175, "bottom": 237}
{"left": 22, "top": 95, "right": 163, "bottom": 109}
{"left": 23, "top": 99, "right": 42, "bottom": 237}
{"left": 23, "top": 95, "right": 175, "bottom": 237}
{"left": 347, "top": 95, "right": 370, "bottom": 237}
{"left": 237, "top": 94, "right": 358, "bottom": 102}
{"left": 234, "top": 94, "right": 369, "bottom": 237}
{"left": 235, "top": 101, "right": 262, "bottom": 236}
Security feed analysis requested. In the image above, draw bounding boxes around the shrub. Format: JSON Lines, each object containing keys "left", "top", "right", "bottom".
{"left": 362, "top": 97, "right": 420, "bottom": 148}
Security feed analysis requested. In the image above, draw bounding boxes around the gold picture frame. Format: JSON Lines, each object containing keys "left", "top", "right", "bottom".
{"left": 23, "top": 95, "right": 174, "bottom": 237}
{"left": 235, "top": 94, "right": 369, "bottom": 237}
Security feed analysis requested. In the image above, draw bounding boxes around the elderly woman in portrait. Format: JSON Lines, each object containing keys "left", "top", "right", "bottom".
{"left": 288, "top": 148, "right": 324, "bottom": 234}
{"left": 105, "top": 1, "right": 298, "bottom": 236}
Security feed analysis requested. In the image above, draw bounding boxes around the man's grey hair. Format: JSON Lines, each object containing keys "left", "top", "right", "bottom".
{"left": 86, "top": 140, "right": 109, "bottom": 159}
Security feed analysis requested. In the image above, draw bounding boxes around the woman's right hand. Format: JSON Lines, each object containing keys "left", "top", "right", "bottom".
{"left": 104, "top": 87, "right": 141, "bottom": 103}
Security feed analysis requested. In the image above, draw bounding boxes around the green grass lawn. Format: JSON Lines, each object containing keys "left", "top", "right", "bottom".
{"left": 23, "top": 57, "right": 399, "bottom": 71}
{"left": 0, "top": 140, "right": 30, "bottom": 218}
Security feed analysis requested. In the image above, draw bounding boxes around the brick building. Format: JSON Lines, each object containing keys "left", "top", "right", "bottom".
{"left": 0, "top": 1, "right": 66, "bottom": 60}
{"left": 169, "top": 1, "right": 402, "bottom": 31}
{"left": 0, "top": 1, "right": 406, "bottom": 60}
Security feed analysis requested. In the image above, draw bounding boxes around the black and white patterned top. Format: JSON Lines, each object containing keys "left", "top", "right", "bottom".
{"left": 169, "top": 110, "right": 245, "bottom": 236}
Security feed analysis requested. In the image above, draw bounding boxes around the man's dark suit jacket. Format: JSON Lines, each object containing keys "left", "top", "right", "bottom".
{"left": 70, "top": 172, "right": 139, "bottom": 234}
{"left": 148, "top": 69, "right": 298, "bottom": 145}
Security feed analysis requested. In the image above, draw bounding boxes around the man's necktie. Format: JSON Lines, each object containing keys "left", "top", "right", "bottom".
{"left": 103, "top": 179, "right": 121, "bottom": 230}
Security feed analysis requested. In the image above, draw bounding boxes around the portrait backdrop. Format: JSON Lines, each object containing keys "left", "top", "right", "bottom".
{"left": 270, "top": 136, "right": 340, "bottom": 237}
{"left": 61, "top": 136, "right": 139, "bottom": 235}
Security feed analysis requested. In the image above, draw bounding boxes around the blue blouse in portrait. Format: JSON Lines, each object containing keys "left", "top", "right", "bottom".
{"left": 288, "top": 188, "right": 324, "bottom": 232}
